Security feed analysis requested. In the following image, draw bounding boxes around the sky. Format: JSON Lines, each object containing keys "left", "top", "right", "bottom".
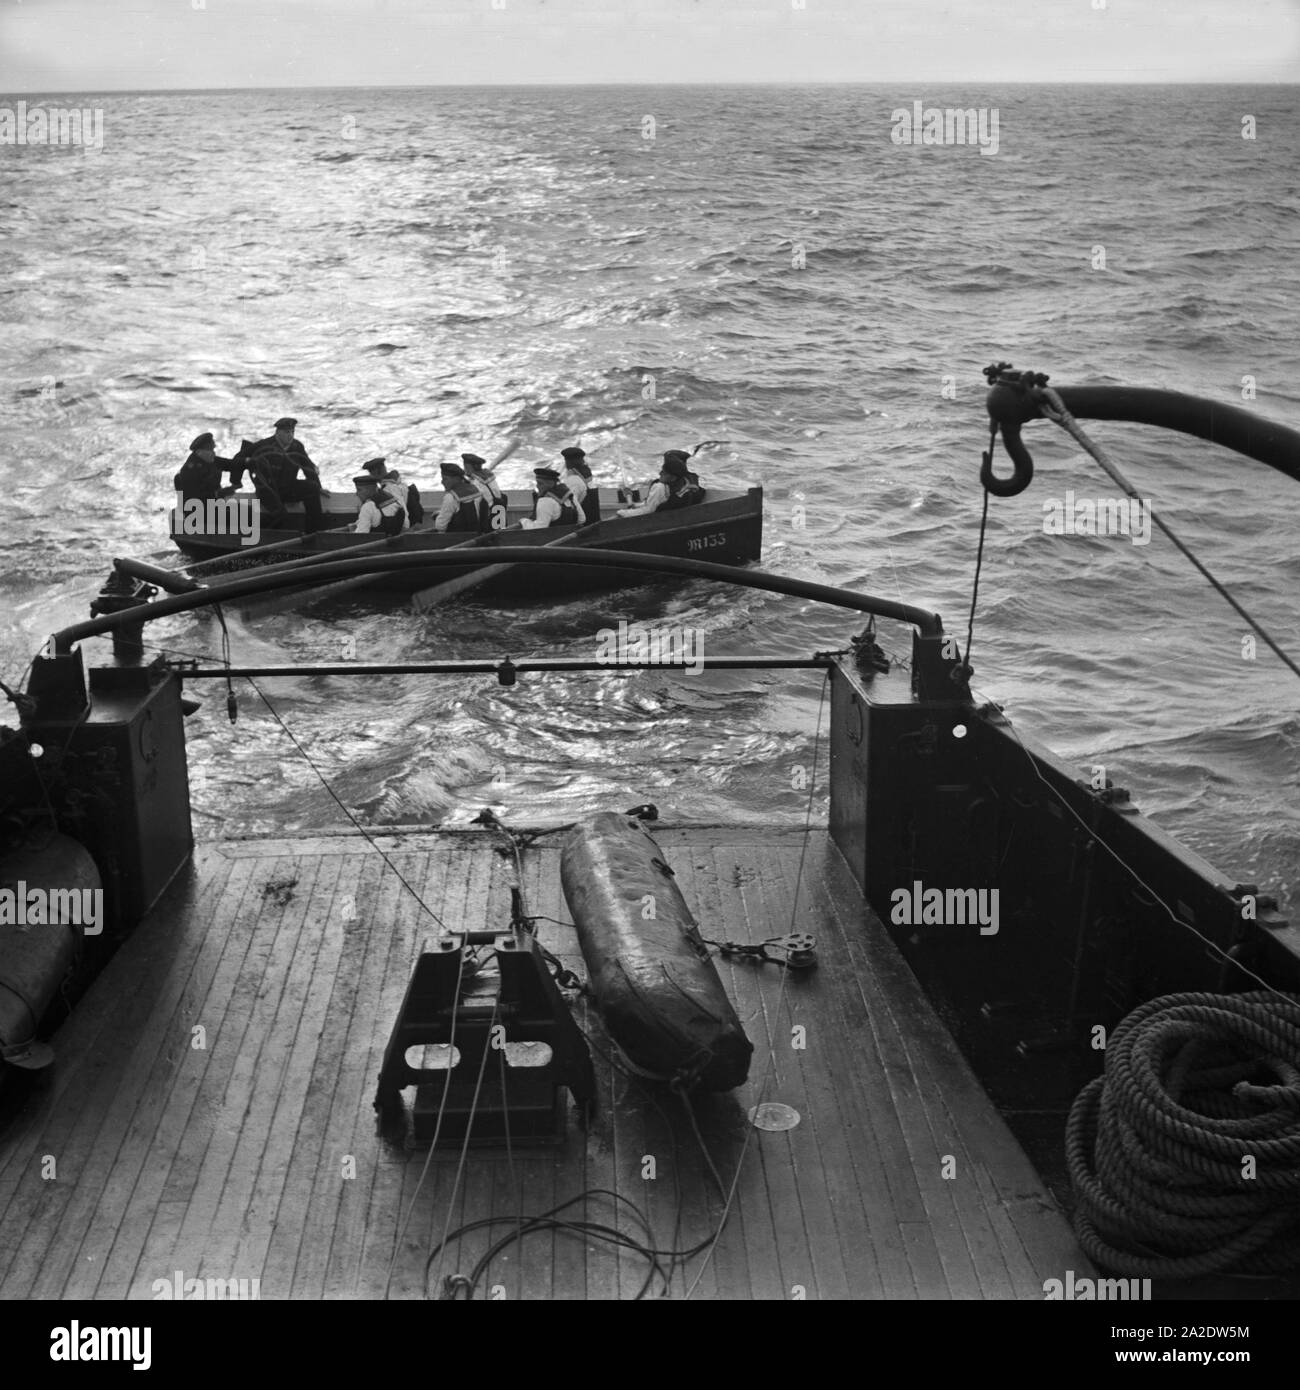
{"left": 0, "top": 0, "right": 1298, "bottom": 91}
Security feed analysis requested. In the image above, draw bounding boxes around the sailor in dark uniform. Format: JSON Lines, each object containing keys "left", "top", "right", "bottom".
{"left": 518, "top": 467, "right": 579, "bottom": 529}
{"left": 433, "top": 461, "right": 485, "bottom": 533}
{"left": 560, "top": 445, "right": 599, "bottom": 523}
{"left": 617, "top": 452, "right": 703, "bottom": 516}
{"left": 462, "top": 452, "right": 506, "bottom": 531}
{"left": 174, "top": 432, "right": 238, "bottom": 502}
{"left": 235, "top": 417, "right": 327, "bottom": 532}
{"left": 657, "top": 449, "right": 704, "bottom": 510}
{"left": 665, "top": 448, "right": 700, "bottom": 487}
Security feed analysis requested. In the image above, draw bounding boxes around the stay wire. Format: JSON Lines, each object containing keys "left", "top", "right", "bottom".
{"left": 427, "top": 990, "right": 502, "bottom": 1299}
{"left": 498, "top": 1033, "right": 524, "bottom": 1303}
{"left": 964, "top": 478, "right": 992, "bottom": 673}
{"left": 240, "top": 675, "right": 449, "bottom": 936}
{"left": 969, "top": 678, "right": 1297, "bottom": 1013}
{"left": 1037, "top": 386, "right": 1300, "bottom": 685}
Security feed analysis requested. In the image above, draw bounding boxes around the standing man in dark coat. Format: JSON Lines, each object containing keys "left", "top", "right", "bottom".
{"left": 174, "top": 432, "right": 238, "bottom": 501}
{"left": 234, "top": 416, "right": 327, "bottom": 532}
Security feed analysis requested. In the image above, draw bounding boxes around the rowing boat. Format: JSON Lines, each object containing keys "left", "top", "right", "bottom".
{"left": 163, "top": 485, "right": 764, "bottom": 606}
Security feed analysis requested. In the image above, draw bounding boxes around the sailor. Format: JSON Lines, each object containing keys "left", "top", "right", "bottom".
{"left": 433, "top": 461, "right": 485, "bottom": 533}
{"left": 353, "top": 474, "right": 406, "bottom": 536}
{"left": 518, "top": 467, "right": 579, "bottom": 529}
{"left": 174, "top": 432, "right": 238, "bottom": 502}
{"left": 462, "top": 452, "right": 506, "bottom": 531}
{"left": 616, "top": 452, "right": 703, "bottom": 517}
{"left": 360, "top": 458, "right": 418, "bottom": 528}
{"left": 235, "top": 417, "right": 327, "bottom": 532}
{"left": 666, "top": 448, "right": 701, "bottom": 488}
{"left": 385, "top": 467, "right": 423, "bottom": 526}
{"left": 560, "top": 445, "right": 599, "bottom": 524}
{"left": 657, "top": 450, "right": 705, "bottom": 511}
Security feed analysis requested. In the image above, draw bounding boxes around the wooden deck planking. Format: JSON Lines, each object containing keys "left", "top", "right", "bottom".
{"left": 0, "top": 825, "right": 1089, "bottom": 1300}
{"left": 246, "top": 848, "right": 386, "bottom": 1298}
{"left": 275, "top": 848, "right": 385, "bottom": 1299}
{"left": 704, "top": 841, "right": 790, "bottom": 1301}
{"left": 147, "top": 852, "right": 313, "bottom": 1261}
{"left": 91, "top": 849, "right": 318, "bottom": 1300}
{"left": 827, "top": 855, "right": 1044, "bottom": 1297}
{"left": 324, "top": 849, "right": 430, "bottom": 1299}
{"left": 171, "top": 850, "right": 334, "bottom": 1293}
{"left": 807, "top": 850, "right": 948, "bottom": 1296}
{"left": 85, "top": 845, "right": 261, "bottom": 1301}
{"left": 788, "top": 841, "right": 980, "bottom": 1298}
{"left": 10, "top": 847, "right": 268, "bottom": 1299}
{"left": 839, "top": 907, "right": 1020, "bottom": 1296}
{"left": 741, "top": 840, "right": 856, "bottom": 1301}
{"left": 763, "top": 848, "right": 889, "bottom": 1299}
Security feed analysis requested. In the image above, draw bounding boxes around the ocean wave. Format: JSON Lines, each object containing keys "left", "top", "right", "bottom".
{"left": 2, "top": 82, "right": 1297, "bottom": 862}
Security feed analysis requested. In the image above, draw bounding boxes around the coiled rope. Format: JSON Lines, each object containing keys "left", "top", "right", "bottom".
{"left": 1066, "top": 991, "right": 1300, "bottom": 1278}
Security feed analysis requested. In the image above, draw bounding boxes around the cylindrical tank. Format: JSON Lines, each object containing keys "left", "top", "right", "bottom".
{"left": 0, "top": 832, "right": 98, "bottom": 1069}
{"left": 560, "top": 812, "right": 752, "bottom": 1091}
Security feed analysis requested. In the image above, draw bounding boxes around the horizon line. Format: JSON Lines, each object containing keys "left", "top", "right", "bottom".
{"left": 3, "top": 78, "right": 1298, "bottom": 97}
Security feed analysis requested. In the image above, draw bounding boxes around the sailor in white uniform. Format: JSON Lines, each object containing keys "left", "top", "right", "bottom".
{"left": 353, "top": 475, "right": 406, "bottom": 535}
{"left": 518, "top": 467, "right": 579, "bottom": 529}
{"left": 462, "top": 452, "right": 506, "bottom": 530}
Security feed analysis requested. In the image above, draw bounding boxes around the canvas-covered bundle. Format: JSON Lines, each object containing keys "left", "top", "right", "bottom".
{"left": 560, "top": 812, "right": 752, "bottom": 1091}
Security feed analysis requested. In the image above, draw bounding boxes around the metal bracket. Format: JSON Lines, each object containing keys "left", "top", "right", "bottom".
{"left": 374, "top": 930, "right": 596, "bottom": 1144}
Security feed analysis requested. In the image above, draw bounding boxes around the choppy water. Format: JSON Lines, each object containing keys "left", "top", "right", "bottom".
{"left": 2, "top": 84, "right": 1298, "bottom": 907}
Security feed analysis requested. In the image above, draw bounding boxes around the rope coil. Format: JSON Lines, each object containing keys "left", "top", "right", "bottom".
{"left": 1066, "top": 991, "right": 1300, "bottom": 1278}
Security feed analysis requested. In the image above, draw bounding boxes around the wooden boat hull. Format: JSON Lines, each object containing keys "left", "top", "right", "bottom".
{"left": 172, "top": 488, "right": 764, "bottom": 599}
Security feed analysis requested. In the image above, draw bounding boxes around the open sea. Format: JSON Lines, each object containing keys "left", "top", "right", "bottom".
{"left": 1, "top": 83, "right": 1297, "bottom": 908}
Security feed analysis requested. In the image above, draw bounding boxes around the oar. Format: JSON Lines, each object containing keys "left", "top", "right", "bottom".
{"left": 237, "top": 530, "right": 499, "bottom": 618}
{"left": 410, "top": 519, "right": 602, "bottom": 613}
{"left": 230, "top": 440, "right": 521, "bottom": 615}
{"left": 177, "top": 514, "right": 352, "bottom": 576}
{"left": 478, "top": 438, "right": 519, "bottom": 473}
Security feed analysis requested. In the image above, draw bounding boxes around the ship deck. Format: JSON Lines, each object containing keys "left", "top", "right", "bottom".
{"left": 0, "top": 825, "right": 1090, "bottom": 1300}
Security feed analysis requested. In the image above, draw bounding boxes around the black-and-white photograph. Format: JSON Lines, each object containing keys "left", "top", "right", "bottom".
{"left": 1, "top": 0, "right": 1298, "bottom": 1340}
